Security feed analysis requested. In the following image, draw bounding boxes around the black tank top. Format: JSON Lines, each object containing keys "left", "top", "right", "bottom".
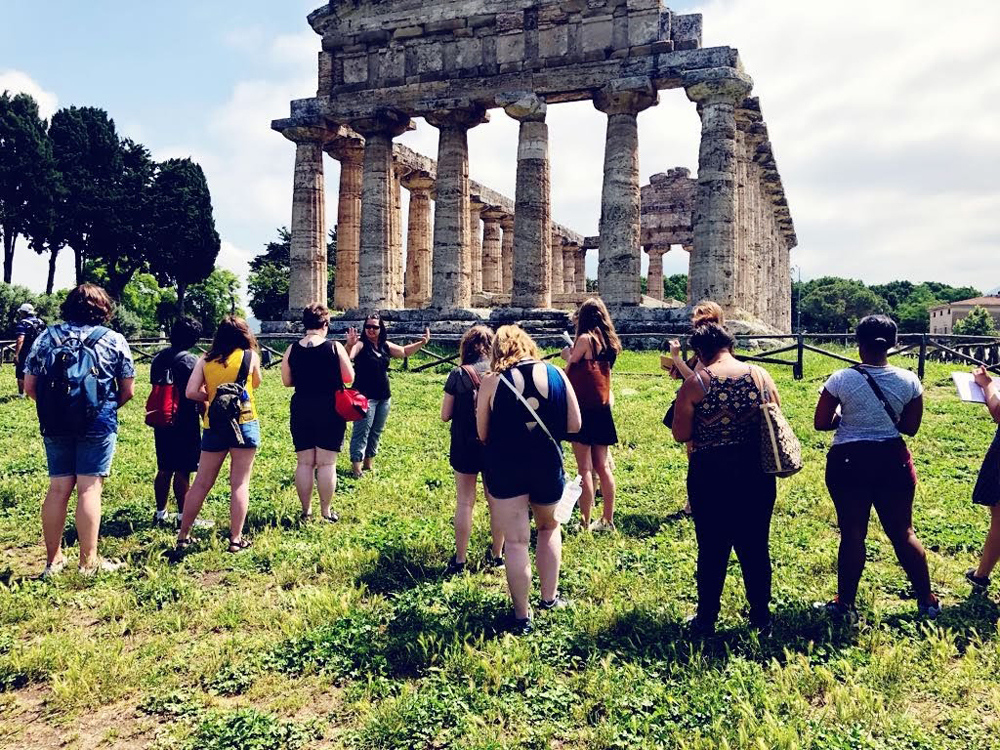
{"left": 354, "top": 342, "right": 391, "bottom": 400}
{"left": 288, "top": 340, "right": 343, "bottom": 397}
{"left": 486, "top": 361, "right": 563, "bottom": 463}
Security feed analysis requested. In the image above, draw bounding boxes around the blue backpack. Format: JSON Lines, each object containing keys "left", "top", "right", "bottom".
{"left": 36, "top": 326, "right": 111, "bottom": 437}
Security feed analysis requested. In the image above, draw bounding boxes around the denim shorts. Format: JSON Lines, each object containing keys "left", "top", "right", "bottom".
{"left": 201, "top": 421, "right": 261, "bottom": 452}
{"left": 43, "top": 433, "right": 118, "bottom": 478}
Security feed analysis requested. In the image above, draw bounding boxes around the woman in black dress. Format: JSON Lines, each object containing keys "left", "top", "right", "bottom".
{"left": 966, "top": 365, "right": 1000, "bottom": 590}
{"left": 280, "top": 303, "right": 354, "bottom": 522}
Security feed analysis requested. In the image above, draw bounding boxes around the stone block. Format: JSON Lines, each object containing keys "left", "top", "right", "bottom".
{"left": 496, "top": 32, "right": 525, "bottom": 64}
{"left": 393, "top": 25, "right": 424, "bottom": 40}
{"left": 627, "top": 0, "right": 662, "bottom": 10}
{"left": 538, "top": 25, "right": 568, "bottom": 58}
{"left": 672, "top": 13, "right": 702, "bottom": 48}
{"left": 342, "top": 54, "right": 369, "bottom": 85}
{"left": 581, "top": 17, "right": 614, "bottom": 52}
{"left": 455, "top": 37, "right": 484, "bottom": 69}
{"left": 496, "top": 12, "right": 524, "bottom": 33}
{"left": 425, "top": 18, "right": 467, "bottom": 34}
{"left": 358, "top": 28, "right": 391, "bottom": 44}
{"left": 408, "top": 41, "right": 444, "bottom": 75}
{"left": 628, "top": 10, "right": 661, "bottom": 46}
{"left": 539, "top": 5, "right": 569, "bottom": 25}
{"left": 499, "top": 61, "right": 523, "bottom": 74}
{"left": 468, "top": 14, "right": 496, "bottom": 29}
{"left": 650, "top": 39, "right": 673, "bottom": 54}
{"left": 377, "top": 47, "right": 406, "bottom": 84}
{"left": 318, "top": 51, "right": 333, "bottom": 92}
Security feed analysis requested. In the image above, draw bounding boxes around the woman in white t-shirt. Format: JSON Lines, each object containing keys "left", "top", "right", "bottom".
{"left": 813, "top": 315, "right": 940, "bottom": 622}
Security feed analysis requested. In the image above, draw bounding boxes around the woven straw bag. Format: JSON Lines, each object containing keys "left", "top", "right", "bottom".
{"left": 750, "top": 366, "right": 803, "bottom": 478}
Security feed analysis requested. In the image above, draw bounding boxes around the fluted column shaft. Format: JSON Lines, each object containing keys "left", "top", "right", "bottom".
{"left": 283, "top": 127, "right": 328, "bottom": 313}
{"left": 428, "top": 108, "right": 486, "bottom": 309}
{"left": 481, "top": 212, "right": 503, "bottom": 294}
{"left": 500, "top": 215, "right": 515, "bottom": 297}
{"left": 550, "top": 233, "right": 564, "bottom": 297}
{"left": 562, "top": 246, "right": 577, "bottom": 294}
{"left": 506, "top": 95, "right": 551, "bottom": 308}
{"left": 469, "top": 201, "right": 484, "bottom": 296}
{"left": 686, "top": 73, "right": 753, "bottom": 313}
{"left": 594, "top": 83, "right": 657, "bottom": 308}
{"left": 328, "top": 140, "right": 363, "bottom": 310}
{"left": 576, "top": 248, "right": 586, "bottom": 294}
{"left": 390, "top": 167, "right": 404, "bottom": 308}
{"left": 353, "top": 111, "right": 410, "bottom": 310}
{"left": 646, "top": 246, "right": 667, "bottom": 301}
{"left": 404, "top": 178, "right": 433, "bottom": 308}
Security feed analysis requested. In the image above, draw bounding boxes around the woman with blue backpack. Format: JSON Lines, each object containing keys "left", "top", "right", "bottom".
{"left": 23, "top": 284, "right": 135, "bottom": 577}
{"left": 175, "top": 316, "right": 262, "bottom": 555}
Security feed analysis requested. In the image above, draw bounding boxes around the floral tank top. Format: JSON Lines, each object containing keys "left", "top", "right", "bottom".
{"left": 691, "top": 368, "right": 762, "bottom": 452}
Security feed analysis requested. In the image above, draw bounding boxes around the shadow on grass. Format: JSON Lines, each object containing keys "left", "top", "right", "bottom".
{"left": 614, "top": 511, "right": 677, "bottom": 538}
{"left": 356, "top": 545, "right": 444, "bottom": 595}
{"left": 880, "top": 591, "right": 1000, "bottom": 649}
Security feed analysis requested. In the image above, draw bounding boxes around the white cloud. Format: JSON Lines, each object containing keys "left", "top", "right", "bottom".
{"left": 0, "top": 69, "right": 58, "bottom": 120}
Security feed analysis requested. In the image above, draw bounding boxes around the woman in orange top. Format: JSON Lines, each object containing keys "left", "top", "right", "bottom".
{"left": 176, "top": 317, "right": 263, "bottom": 554}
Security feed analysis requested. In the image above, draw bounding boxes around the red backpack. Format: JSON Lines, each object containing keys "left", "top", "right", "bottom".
{"left": 145, "top": 351, "right": 186, "bottom": 428}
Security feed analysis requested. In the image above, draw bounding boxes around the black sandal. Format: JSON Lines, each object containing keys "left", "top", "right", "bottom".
{"left": 176, "top": 536, "right": 195, "bottom": 549}
{"left": 322, "top": 512, "right": 339, "bottom": 523}
{"left": 227, "top": 538, "right": 253, "bottom": 554}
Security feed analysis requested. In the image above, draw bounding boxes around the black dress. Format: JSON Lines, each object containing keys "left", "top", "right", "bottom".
{"left": 569, "top": 337, "right": 619, "bottom": 447}
{"left": 973, "top": 427, "right": 1000, "bottom": 506}
{"left": 288, "top": 340, "right": 347, "bottom": 452}
{"left": 444, "top": 359, "right": 489, "bottom": 474}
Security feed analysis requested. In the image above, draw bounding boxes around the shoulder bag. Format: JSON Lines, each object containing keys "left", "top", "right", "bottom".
{"left": 851, "top": 365, "right": 900, "bottom": 426}
{"left": 750, "top": 366, "right": 803, "bottom": 478}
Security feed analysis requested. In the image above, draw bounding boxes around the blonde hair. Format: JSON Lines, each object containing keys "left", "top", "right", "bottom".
{"left": 691, "top": 300, "right": 725, "bottom": 327}
{"left": 490, "top": 325, "right": 541, "bottom": 373}
{"left": 575, "top": 297, "right": 622, "bottom": 354}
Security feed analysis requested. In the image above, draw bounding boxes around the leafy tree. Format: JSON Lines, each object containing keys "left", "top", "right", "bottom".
{"left": 663, "top": 274, "right": 688, "bottom": 303}
{"left": 0, "top": 281, "right": 63, "bottom": 338}
{"left": 147, "top": 158, "right": 220, "bottom": 314}
{"left": 953, "top": 306, "right": 999, "bottom": 336}
{"left": 120, "top": 272, "right": 168, "bottom": 333}
{"left": 185, "top": 269, "right": 244, "bottom": 336}
{"left": 0, "top": 91, "right": 59, "bottom": 284}
{"left": 48, "top": 106, "right": 123, "bottom": 284}
{"left": 247, "top": 227, "right": 337, "bottom": 320}
{"left": 799, "top": 277, "right": 890, "bottom": 332}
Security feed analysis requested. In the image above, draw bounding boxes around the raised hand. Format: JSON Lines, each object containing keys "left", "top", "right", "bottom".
{"left": 973, "top": 365, "right": 994, "bottom": 389}
{"left": 346, "top": 327, "right": 360, "bottom": 349}
{"left": 669, "top": 339, "right": 682, "bottom": 358}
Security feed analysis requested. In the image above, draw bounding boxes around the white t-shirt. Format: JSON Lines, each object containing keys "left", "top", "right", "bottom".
{"left": 823, "top": 365, "right": 923, "bottom": 446}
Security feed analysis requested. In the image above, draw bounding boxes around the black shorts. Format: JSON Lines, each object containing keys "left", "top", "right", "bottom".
{"left": 290, "top": 393, "right": 347, "bottom": 453}
{"left": 450, "top": 437, "right": 484, "bottom": 475}
{"left": 483, "top": 445, "right": 565, "bottom": 505}
{"left": 154, "top": 425, "right": 200, "bottom": 474}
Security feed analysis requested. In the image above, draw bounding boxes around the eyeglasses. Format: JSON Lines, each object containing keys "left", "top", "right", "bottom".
{"left": 364, "top": 324, "right": 379, "bottom": 331}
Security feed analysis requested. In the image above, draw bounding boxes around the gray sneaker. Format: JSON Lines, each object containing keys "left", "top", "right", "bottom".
{"left": 918, "top": 598, "right": 942, "bottom": 620}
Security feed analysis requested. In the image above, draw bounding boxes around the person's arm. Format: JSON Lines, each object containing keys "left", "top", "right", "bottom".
{"left": 336, "top": 342, "right": 355, "bottom": 385}
{"left": 559, "top": 367, "right": 582, "bottom": 434}
{"left": 13, "top": 335, "right": 23, "bottom": 361}
{"left": 441, "top": 393, "right": 455, "bottom": 422}
{"left": 280, "top": 345, "right": 294, "bottom": 388}
{"left": 671, "top": 377, "right": 699, "bottom": 443}
{"left": 117, "top": 378, "right": 135, "bottom": 406}
{"left": 814, "top": 389, "right": 842, "bottom": 431}
{"left": 561, "top": 335, "right": 591, "bottom": 368}
{"left": 973, "top": 366, "right": 1000, "bottom": 423}
{"left": 24, "top": 372, "right": 37, "bottom": 401}
{"left": 250, "top": 350, "right": 263, "bottom": 389}
{"left": 669, "top": 340, "right": 694, "bottom": 380}
{"left": 388, "top": 328, "right": 431, "bottom": 359}
{"left": 897, "top": 394, "right": 923, "bottom": 437}
{"left": 477, "top": 373, "right": 500, "bottom": 443}
{"left": 186, "top": 357, "right": 209, "bottom": 402}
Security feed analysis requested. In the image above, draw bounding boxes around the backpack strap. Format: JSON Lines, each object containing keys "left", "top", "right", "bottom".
{"left": 460, "top": 364, "right": 481, "bottom": 389}
{"left": 852, "top": 365, "right": 899, "bottom": 425}
{"left": 235, "top": 350, "right": 253, "bottom": 388}
{"left": 46, "top": 325, "right": 63, "bottom": 349}
{"left": 83, "top": 326, "right": 110, "bottom": 349}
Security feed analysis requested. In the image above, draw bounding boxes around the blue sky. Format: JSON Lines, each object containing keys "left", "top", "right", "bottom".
{"left": 3, "top": 0, "right": 998, "bottom": 299}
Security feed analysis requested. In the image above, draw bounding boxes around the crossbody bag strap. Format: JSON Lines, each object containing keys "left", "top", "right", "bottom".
{"left": 460, "top": 364, "right": 481, "bottom": 389}
{"left": 498, "top": 371, "right": 560, "bottom": 450}
{"left": 852, "top": 365, "right": 899, "bottom": 425}
{"left": 235, "top": 350, "right": 252, "bottom": 388}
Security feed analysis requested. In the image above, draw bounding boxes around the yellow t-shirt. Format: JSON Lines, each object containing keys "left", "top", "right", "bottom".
{"left": 202, "top": 349, "right": 258, "bottom": 428}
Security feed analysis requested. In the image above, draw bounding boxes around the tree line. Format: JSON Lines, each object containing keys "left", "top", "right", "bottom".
{"left": 0, "top": 91, "right": 220, "bottom": 314}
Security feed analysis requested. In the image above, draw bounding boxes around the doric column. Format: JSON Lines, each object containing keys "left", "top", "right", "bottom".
{"left": 562, "top": 245, "right": 577, "bottom": 294}
{"left": 550, "top": 232, "right": 564, "bottom": 297}
{"left": 389, "top": 164, "right": 405, "bottom": 309}
{"left": 352, "top": 110, "right": 411, "bottom": 310}
{"left": 281, "top": 126, "right": 329, "bottom": 313}
{"left": 685, "top": 71, "right": 753, "bottom": 313}
{"left": 505, "top": 94, "right": 551, "bottom": 308}
{"left": 500, "top": 214, "right": 515, "bottom": 296}
{"left": 402, "top": 173, "right": 434, "bottom": 308}
{"left": 426, "top": 107, "right": 488, "bottom": 309}
{"left": 480, "top": 209, "right": 504, "bottom": 294}
{"left": 326, "top": 138, "right": 364, "bottom": 310}
{"left": 594, "top": 80, "right": 658, "bottom": 307}
{"left": 469, "top": 198, "right": 485, "bottom": 296}
{"left": 682, "top": 244, "right": 693, "bottom": 303}
{"left": 646, "top": 245, "right": 667, "bottom": 301}
{"left": 576, "top": 247, "right": 587, "bottom": 294}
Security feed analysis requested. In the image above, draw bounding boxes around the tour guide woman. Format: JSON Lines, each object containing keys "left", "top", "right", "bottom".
{"left": 671, "top": 321, "right": 781, "bottom": 634}
{"left": 814, "top": 314, "right": 940, "bottom": 621}
{"left": 477, "top": 325, "right": 582, "bottom": 633}
{"left": 347, "top": 313, "right": 430, "bottom": 478}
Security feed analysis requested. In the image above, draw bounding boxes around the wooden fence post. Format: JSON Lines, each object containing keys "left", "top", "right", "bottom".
{"left": 918, "top": 334, "right": 927, "bottom": 381}
{"left": 794, "top": 333, "right": 804, "bottom": 380}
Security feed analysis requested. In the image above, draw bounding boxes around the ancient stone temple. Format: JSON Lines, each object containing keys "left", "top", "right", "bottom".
{"left": 272, "top": 0, "right": 797, "bottom": 331}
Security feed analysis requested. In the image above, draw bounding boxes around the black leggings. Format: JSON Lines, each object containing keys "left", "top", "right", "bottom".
{"left": 687, "top": 444, "right": 776, "bottom": 625}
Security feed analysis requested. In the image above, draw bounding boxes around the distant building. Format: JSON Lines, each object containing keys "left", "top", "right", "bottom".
{"left": 929, "top": 297, "right": 1000, "bottom": 334}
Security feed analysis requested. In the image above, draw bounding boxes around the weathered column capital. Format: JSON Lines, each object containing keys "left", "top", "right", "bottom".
{"left": 351, "top": 109, "right": 412, "bottom": 138}
{"left": 684, "top": 70, "right": 753, "bottom": 106}
{"left": 325, "top": 136, "right": 364, "bottom": 164}
{"left": 499, "top": 214, "right": 515, "bottom": 232}
{"left": 280, "top": 125, "right": 330, "bottom": 145}
{"left": 401, "top": 171, "right": 435, "bottom": 196}
{"left": 594, "top": 79, "right": 658, "bottom": 116}
{"left": 645, "top": 245, "right": 669, "bottom": 258}
{"left": 425, "top": 106, "right": 489, "bottom": 131}
{"left": 502, "top": 93, "right": 547, "bottom": 123}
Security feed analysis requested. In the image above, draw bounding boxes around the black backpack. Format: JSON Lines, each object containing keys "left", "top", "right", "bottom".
{"left": 36, "top": 326, "right": 111, "bottom": 437}
{"left": 207, "top": 350, "right": 252, "bottom": 446}
{"left": 19, "top": 318, "right": 45, "bottom": 359}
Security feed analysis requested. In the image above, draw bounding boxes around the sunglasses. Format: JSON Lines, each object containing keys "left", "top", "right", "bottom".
{"left": 364, "top": 324, "right": 380, "bottom": 331}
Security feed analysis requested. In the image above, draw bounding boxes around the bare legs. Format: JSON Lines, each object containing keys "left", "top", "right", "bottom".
{"left": 492, "top": 496, "right": 562, "bottom": 620}
{"left": 177, "top": 449, "right": 260, "bottom": 544}
{"left": 154, "top": 470, "right": 190, "bottom": 515}
{"left": 453, "top": 472, "right": 504, "bottom": 564}
{"left": 296, "top": 448, "right": 339, "bottom": 519}
{"left": 573, "top": 443, "right": 616, "bottom": 527}
{"left": 975, "top": 504, "right": 1000, "bottom": 579}
{"left": 42, "top": 475, "right": 106, "bottom": 570}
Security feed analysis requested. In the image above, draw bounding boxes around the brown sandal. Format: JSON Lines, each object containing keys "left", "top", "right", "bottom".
{"left": 227, "top": 538, "right": 252, "bottom": 554}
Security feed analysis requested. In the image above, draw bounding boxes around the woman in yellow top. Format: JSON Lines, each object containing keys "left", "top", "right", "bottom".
{"left": 176, "top": 317, "right": 263, "bottom": 554}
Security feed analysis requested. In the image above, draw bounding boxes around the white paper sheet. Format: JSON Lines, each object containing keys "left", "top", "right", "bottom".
{"left": 953, "top": 372, "right": 1000, "bottom": 403}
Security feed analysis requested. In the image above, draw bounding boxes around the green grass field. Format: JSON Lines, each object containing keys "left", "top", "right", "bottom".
{"left": 1, "top": 350, "right": 999, "bottom": 749}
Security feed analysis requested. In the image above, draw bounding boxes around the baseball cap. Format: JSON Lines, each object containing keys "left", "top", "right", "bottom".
{"left": 17, "top": 303, "right": 35, "bottom": 314}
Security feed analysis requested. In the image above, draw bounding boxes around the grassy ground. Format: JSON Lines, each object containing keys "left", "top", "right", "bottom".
{"left": 1, "top": 349, "right": 999, "bottom": 749}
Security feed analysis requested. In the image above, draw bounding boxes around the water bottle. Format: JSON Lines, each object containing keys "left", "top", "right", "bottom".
{"left": 554, "top": 475, "right": 583, "bottom": 524}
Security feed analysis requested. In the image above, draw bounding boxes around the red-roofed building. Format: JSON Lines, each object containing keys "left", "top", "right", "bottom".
{"left": 928, "top": 296, "right": 1000, "bottom": 334}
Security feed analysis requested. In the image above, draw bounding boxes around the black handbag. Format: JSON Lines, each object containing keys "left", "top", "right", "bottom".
{"left": 662, "top": 400, "right": 676, "bottom": 429}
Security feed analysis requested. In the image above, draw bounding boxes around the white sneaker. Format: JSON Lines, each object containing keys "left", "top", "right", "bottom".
{"left": 79, "top": 558, "right": 126, "bottom": 577}
{"left": 41, "top": 558, "right": 66, "bottom": 579}
{"left": 588, "top": 518, "right": 616, "bottom": 533}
